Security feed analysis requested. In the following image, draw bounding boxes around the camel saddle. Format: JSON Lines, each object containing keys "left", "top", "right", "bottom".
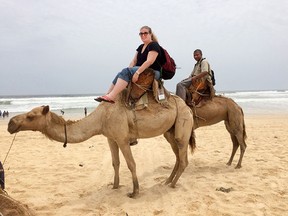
{"left": 126, "top": 68, "right": 170, "bottom": 108}
{"left": 186, "top": 78, "right": 215, "bottom": 106}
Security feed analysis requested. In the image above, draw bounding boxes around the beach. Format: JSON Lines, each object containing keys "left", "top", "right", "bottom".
{"left": 0, "top": 111, "right": 287, "bottom": 216}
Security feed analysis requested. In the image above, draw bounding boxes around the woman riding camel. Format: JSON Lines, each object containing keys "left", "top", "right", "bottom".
{"left": 95, "top": 26, "right": 163, "bottom": 103}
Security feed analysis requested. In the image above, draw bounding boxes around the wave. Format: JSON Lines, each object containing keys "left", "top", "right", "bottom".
{"left": 1, "top": 90, "right": 287, "bottom": 114}
{"left": 222, "top": 90, "right": 288, "bottom": 99}
{"left": 0, "top": 100, "right": 12, "bottom": 105}
{"left": 0, "top": 95, "right": 99, "bottom": 113}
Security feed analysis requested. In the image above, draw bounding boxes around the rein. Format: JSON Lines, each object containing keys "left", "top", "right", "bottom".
{"left": 63, "top": 124, "right": 67, "bottom": 148}
{"left": 3, "top": 133, "right": 17, "bottom": 165}
{"left": 191, "top": 105, "right": 206, "bottom": 128}
{"left": 194, "top": 90, "right": 210, "bottom": 97}
{"left": 193, "top": 83, "right": 209, "bottom": 97}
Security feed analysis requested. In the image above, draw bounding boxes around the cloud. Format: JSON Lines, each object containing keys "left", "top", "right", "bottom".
{"left": 0, "top": 0, "right": 287, "bottom": 95}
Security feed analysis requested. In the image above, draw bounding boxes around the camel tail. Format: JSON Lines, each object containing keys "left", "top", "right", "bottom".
{"left": 189, "top": 129, "right": 196, "bottom": 154}
{"left": 241, "top": 108, "right": 248, "bottom": 142}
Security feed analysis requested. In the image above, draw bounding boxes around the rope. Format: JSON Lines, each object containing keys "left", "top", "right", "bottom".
{"left": 194, "top": 90, "right": 210, "bottom": 97}
{"left": 190, "top": 104, "right": 206, "bottom": 128}
{"left": 3, "top": 133, "right": 17, "bottom": 166}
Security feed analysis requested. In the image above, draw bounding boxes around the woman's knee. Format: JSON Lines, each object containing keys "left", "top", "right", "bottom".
{"left": 118, "top": 68, "right": 132, "bottom": 82}
{"left": 120, "top": 68, "right": 130, "bottom": 75}
{"left": 112, "top": 72, "right": 121, "bottom": 84}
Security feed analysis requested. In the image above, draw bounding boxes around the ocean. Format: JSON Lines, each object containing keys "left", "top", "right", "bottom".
{"left": 0, "top": 90, "right": 287, "bottom": 118}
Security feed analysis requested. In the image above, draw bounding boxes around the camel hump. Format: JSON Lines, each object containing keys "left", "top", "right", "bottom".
{"left": 129, "top": 68, "right": 155, "bottom": 100}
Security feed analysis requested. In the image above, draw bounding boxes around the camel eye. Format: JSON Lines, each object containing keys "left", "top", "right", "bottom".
{"left": 27, "top": 115, "right": 34, "bottom": 121}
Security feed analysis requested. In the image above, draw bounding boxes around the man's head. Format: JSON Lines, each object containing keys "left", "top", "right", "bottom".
{"left": 193, "top": 49, "right": 202, "bottom": 62}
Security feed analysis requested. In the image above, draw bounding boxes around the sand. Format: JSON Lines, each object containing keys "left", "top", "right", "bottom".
{"left": 0, "top": 113, "right": 288, "bottom": 216}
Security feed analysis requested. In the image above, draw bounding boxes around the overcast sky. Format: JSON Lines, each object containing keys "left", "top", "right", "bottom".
{"left": 0, "top": 0, "right": 287, "bottom": 96}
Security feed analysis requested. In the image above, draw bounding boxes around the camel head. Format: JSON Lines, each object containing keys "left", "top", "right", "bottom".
{"left": 8, "top": 105, "right": 53, "bottom": 134}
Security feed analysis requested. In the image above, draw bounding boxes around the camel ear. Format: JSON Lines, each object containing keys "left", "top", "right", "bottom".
{"left": 42, "top": 105, "right": 50, "bottom": 115}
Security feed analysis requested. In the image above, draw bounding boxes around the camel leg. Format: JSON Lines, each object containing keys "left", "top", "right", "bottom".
{"left": 166, "top": 106, "right": 192, "bottom": 187}
{"left": 226, "top": 134, "right": 239, "bottom": 166}
{"left": 234, "top": 134, "right": 247, "bottom": 169}
{"left": 107, "top": 138, "right": 120, "bottom": 189}
{"left": 234, "top": 113, "right": 247, "bottom": 169}
{"left": 170, "top": 141, "right": 188, "bottom": 188}
{"left": 164, "top": 131, "right": 180, "bottom": 185}
{"left": 164, "top": 117, "right": 191, "bottom": 187}
{"left": 118, "top": 143, "right": 139, "bottom": 198}
{"left": 225, "top": 115, "right": 247, "bottom": 169}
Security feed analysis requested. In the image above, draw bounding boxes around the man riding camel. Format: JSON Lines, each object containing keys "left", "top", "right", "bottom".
{"left": 176, "top": 49, "right": 215, "bottom": 106}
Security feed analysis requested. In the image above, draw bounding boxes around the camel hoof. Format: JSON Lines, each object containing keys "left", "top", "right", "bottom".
{"left": 226, "top": 162, "right": 232, "bottom": 166}
{"left": 169, "top": 183, "right": 176, "bottom": 188}
{"left": 110, "top": 182, "right": 119, "bottom": 189}
{"left": 129, "top": 139, "right": 138, "bottom": 146}
{"left": 127, "top": 192, "right": 138, "bottom": 198}
{"left": 235, "top": 165, "right": 242, "bottom": 169}
{"left": 165, "top": 178, "right": 172, "bottom": 185}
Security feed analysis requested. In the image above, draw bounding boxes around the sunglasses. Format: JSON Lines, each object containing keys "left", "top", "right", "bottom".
{"left": 139, "top": 32, "right": 149, "bottom": 36}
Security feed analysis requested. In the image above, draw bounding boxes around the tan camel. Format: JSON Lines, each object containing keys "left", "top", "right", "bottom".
{"left": 7, "top": 90, "right": 195, "bottom": 198}
{"left": 190, "top": 95, "right": 247, "bottom": 168}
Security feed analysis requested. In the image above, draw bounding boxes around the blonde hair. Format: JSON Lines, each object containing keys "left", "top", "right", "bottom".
{"left": 140, "top": 26, "right": 158, "bottom": 43}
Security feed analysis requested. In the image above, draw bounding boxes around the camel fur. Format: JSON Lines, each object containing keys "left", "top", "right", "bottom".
{"left": 7, "top": 90, "right": 195, "bottom": 198}
{"left": 190, "top": 95, "right": 247, "bottom": 168}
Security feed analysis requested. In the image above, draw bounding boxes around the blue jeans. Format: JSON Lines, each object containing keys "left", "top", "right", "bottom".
{"left": 112, "top": 66, "right": 161, "bottom": 85}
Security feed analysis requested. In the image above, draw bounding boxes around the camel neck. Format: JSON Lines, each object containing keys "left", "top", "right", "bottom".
{"left": 43, "top": 111, "right": 103, "bottom": 144}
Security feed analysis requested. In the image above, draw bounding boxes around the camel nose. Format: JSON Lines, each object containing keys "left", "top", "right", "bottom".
{"left": 7, "top": 118, "right": 18, "bottom": 134}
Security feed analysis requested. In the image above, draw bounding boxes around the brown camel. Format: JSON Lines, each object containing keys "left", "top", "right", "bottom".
{"left": 190, "top": 95, "right": 247, "bottom": 168}
{"left": 7, "top": 90, "right": 195, "bottom": 198}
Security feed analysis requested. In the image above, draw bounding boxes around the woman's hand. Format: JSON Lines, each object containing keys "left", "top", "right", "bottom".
{"left": 132, "top": 71, "right": 140, "bottom": 83}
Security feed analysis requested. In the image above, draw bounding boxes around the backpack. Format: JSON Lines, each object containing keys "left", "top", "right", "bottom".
{"left": 200, "top": 58, "right": 216, "bottom": 86}
{"left": 210, "top": 69, "right": 216, "bottom": 86}
{"left": 159, "top": 46, "right": 176, "bottom": 80}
